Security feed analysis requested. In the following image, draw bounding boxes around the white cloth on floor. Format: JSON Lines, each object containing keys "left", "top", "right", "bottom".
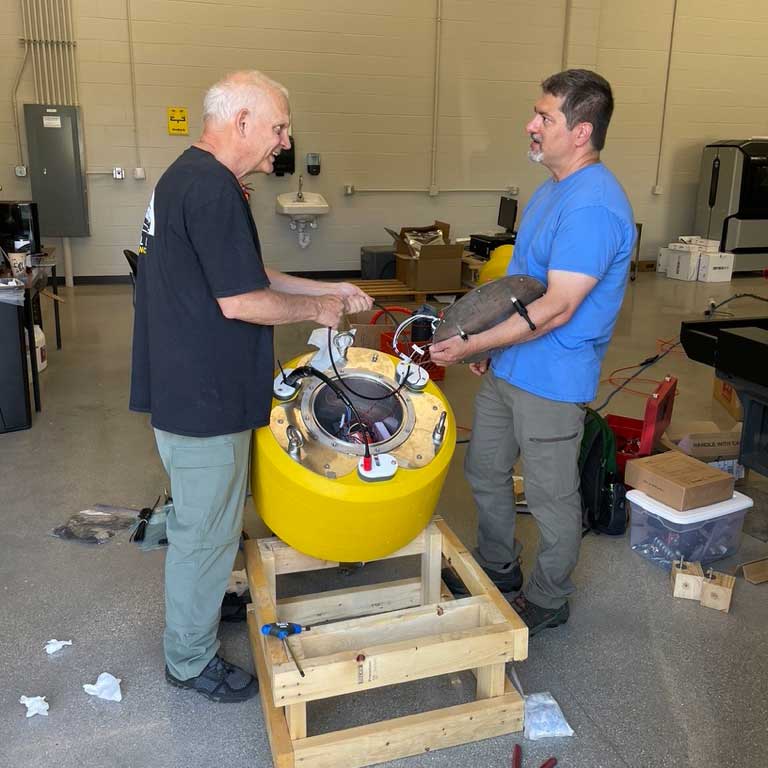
{"left": 44, "top": 639, "right": 73, "bottom": 655}
{"left": 83, "top": 672, "right": 122, "bottom": 702}
{"left": 20, "top": 695, "right": 49, "bottom": 717}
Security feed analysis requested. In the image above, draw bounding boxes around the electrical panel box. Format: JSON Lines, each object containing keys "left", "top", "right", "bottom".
{"left": 24, "top": 104, "right": 90, "bottom": 237}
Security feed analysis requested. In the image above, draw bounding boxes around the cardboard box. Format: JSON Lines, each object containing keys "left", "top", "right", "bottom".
{"left": 391, "top": 220, "right": 463, "bottom": 291}
{"left": 660, "top": 421, "right": 742, "bottom": 462}
{"left": 625, "top": 451, "right": 734, "bottom": 511}
{"left": 697, "top": 251, "right": 734, "bottom": 283}
{"left": 667, "top": 249, "right": 700, "bottom": 281}
{"left": 346, "top": 309, "right": 395, "bottom": 350}
{"left": 713, "top": 378, "right": 743, "bottom": 420}
{"left": 392, "top": 220, "right": 451, "bottom": 256}
{"left": 673, "top": 237, "right": 719, "bottom": 252}
{"left": 657, "top": 247, "right": 671, "bottom": 274}
{"left": 658, "top": 421, "right": 745, "bottom": 480}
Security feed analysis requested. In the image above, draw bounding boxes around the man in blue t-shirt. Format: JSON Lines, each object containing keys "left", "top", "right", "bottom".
{"left": 130, "top": 71, "right": 372, "bottom": 702}
{"left": 431, "top": 69, "right": 635, "bottom": 636}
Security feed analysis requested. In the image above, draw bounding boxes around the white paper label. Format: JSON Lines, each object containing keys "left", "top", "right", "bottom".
{"left": 43, "top": 115, "right": 61, "bottom": 128}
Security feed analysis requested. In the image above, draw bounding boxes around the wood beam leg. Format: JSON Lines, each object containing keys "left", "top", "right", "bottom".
{"left": 286, "top": 702, "right": 307, "bottom": 740}
{"left": 475, "top": 662, "right": 506, "bottom": 700}
{"left": 420, "top": 523, "right": 443, "bottom": 605}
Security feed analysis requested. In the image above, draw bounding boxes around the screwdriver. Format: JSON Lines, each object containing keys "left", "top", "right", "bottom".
{"left": 261, "top": 622, "right": 310, "bottom": 677}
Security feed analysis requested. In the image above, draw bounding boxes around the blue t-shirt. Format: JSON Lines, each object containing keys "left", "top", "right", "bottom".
{"left": 492, "top": 162, "right": 635, "bottom": 403}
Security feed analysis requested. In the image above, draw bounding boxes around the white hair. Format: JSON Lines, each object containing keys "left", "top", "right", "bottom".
{"left": 202, "top": 70, "right": 289, "bottom": 124}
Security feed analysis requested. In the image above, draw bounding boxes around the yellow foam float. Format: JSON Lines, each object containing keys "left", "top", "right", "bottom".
{"left": 252, "top": 344, "right": 455, "bottom": 562}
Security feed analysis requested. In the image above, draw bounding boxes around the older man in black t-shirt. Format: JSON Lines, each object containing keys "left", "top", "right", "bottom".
{"left": 130, "top": 70, "right": 371, "bottom": 703}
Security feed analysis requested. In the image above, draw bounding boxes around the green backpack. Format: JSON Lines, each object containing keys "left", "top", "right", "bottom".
{"left": 579, "top": 408, "right": 627, "bottom": 536}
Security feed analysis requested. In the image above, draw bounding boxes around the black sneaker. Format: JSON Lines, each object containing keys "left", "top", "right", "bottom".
{"left": 442, "top": 561, "right": 523, "bottom": 598}
{"left": 165, "top": 655, "right": 259, "bottom": 702}
{"left": 511, "top": 595, "right": 569, "bottom": 636}
{"left": 220, "top": 590, "right": 250, "bottom": 623}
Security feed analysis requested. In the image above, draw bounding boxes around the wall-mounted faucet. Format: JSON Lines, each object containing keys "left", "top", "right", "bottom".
{"left": 296, "top": 174, "right": 304, "bottom": 202}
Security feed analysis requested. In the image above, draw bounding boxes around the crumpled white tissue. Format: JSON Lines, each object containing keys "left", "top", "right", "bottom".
{"left": 83, "top": 672, "right": 122, "bottom": 702}
{"left": 45, "top": 639, "right": 73, "bottom": 655}
{"left": 20, "top": 695, "right": 49, "bottom": 717}
{"left": 226, "top": 569, "right": 249, "bottom": 597}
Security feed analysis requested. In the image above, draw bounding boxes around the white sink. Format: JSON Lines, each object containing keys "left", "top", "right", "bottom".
{"left": 276, "top": 192, "right": 330, "bottom": 217}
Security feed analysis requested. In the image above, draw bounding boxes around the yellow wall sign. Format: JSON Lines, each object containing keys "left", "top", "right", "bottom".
{"left": 167, "top": 107, "right": 189, "bottom": 136}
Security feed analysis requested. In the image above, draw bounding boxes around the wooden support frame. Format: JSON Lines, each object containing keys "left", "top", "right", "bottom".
{"left": 245, "top": 519, "right": 528, "bottom": 768}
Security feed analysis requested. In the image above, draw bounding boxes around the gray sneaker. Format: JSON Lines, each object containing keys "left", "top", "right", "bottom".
{"left": 165, "top": 655, "right": 258, "bottom": 702}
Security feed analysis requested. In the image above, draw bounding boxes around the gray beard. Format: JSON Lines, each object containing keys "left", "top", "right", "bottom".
{"left": 527, "top": 148, "right": 544, "bottom": 163}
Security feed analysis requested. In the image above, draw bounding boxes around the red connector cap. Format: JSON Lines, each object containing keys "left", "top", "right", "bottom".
{"left": 363, "top": 455, "right": 372, "bottom": 472}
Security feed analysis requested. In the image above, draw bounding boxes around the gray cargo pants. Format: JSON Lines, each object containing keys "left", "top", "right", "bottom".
{"left": 153, "top": 428, "right": 251, "bottom": 680}
{"left": 465, "top": 371, "right": 585, "bottom": 610}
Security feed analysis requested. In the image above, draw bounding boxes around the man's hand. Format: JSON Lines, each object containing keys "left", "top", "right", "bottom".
{"left": 469, "top": 359, "right": 490, "bottom": 376}
{"left": 314, "top": 295, "right": 346, "bottom": 328}
{"left": 429, "top": 334, "right": 478, "bottom": 367}
{"left": 333, "top": 282, "right": 373, "bottom": 314}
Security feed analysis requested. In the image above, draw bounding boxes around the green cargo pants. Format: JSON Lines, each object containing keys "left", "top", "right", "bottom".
{"left": 464, "top": 372, "right": 585, "bottom": 610}
{"left": 153, "top": 428, "right": 252, "bottom": 680}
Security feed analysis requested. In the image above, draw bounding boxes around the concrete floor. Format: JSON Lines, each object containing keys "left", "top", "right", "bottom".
{"left": 1, "top": 273, "right": 767, "bottom": 768}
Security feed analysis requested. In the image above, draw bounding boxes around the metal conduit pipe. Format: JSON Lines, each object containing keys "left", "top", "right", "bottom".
{"left": 34, "top": 0, "right": 50, "bottom": 103}
{"left": 22, "top": 0, "right": 78, "bottom": 106}
{"left": 52, "top": 0, "right": 65, "bottom": 103}
{"left": 126, "top": 0, "right": 143, "bottom": 168}
{"left": 43, "top": 0, "right": 58, "bottom": 103}
{"left": 24, "top": 0, "right": 40, "bottom": 101}
{"left": 66, "top": 0, "right": 78, "bottom": 104}
{"left": 349, "top": 187, "right": 513, "bottom": 195}
{"left": 47, "top": 0, "right": 61, "bottom": 103}
{"left": 56, "top": 0, "right": 68, "bottom": 104}
{"left": 428, "top": 0, "right": 442, "bottom": 195}
{"left": 60, "top": 0, "right": 73, "bottom": 104}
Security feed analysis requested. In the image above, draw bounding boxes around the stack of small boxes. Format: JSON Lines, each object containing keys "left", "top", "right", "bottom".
{"left": 670, "top": 557, "right": 736, "bottom": 613}
{"left": 657, "top": 236, "right": 734, "bottom": 283}
{"left": 625, "top": 451, "right": 753, "bottom": 614}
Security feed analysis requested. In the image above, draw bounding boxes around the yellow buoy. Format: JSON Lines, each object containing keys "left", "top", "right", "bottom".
{"left": 252, "top": 348, "right": 456, "bottom": 562}
{"left": 478, "top": 243, "right": 513, "bottom": 284}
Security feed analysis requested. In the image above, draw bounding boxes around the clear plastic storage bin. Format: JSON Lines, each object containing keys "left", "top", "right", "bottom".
{"left": 627, "top": 489, "right": 752, "bottom": 570}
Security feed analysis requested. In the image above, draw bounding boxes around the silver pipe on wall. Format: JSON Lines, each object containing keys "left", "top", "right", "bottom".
{"left": 33, "top": 0, "right": 50, "bottom": 103}
{"left": 655, "top": 0, "right": 679, "bottom": 189}
{"left": 60, "top": 0, "right": 73, "bottom": 105}
{"left": 126, "top": 0, "right": 143, "bottom": 168}
{"left": 24, "top": 0, "right": 41, "bottom": 102}
{"left": 428, "top": 0, "right": 442, "bottom": 195}
{"left": 66, "top": 0, "right": 79, "bottom": 105}
{"left": 36, "top": 0, "right": 49, "bottom": 102}
{"left": 561, "top": 0, "right": 572, "bottom": 70}
{"left": 49, "top": 0, "right": 62, "bottom": 103}
{"left": 44, "top": 0, "right": 59, "bottom": 103}
{"left": 20, "top": 0, "right": 38, "bottom": 104}
{"left": 52, "top": 0, "right": 65, "bottom": 104}
{"left": 11, "top": 46, "right": 30, "bottom": 163}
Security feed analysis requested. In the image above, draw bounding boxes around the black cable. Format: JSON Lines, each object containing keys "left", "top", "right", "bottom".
{"left": 704, "top": 292, "right": 768, "bottom": 316}
{"left": 327, "top": 326, "right": 411, "bottom": 402}
{"left": 592, "top": 341, "right": 681, "bottom": 413}
{"left": 370, "top": 300, "right": 406, "bottom": 327}
{"left": 278, "top": 363, "right": 373, "bottom": 457}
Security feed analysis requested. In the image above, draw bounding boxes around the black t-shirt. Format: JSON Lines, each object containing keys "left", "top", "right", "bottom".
{"left": 129, "top": 147, "right": 274, "bottom": 437}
